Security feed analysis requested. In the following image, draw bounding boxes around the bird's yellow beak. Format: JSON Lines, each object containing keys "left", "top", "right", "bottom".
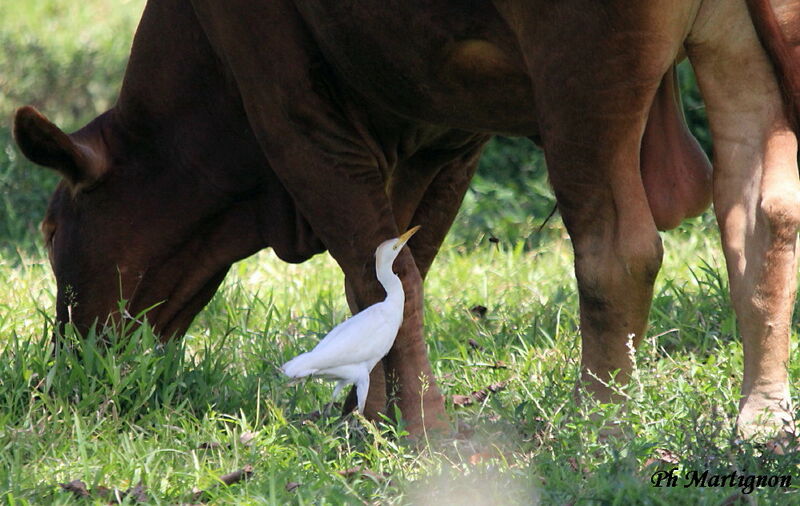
{"left": 394, "top": 225, "right": 421, "bottom": 250}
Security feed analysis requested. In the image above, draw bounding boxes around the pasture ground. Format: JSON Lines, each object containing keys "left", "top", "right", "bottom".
{"left": 1, "top": 1, "right": 799, "bottom": 504}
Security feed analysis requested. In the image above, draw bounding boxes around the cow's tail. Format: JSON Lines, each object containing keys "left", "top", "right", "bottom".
{"left": 747, "top": 0, "right": 800, "bottom": 131}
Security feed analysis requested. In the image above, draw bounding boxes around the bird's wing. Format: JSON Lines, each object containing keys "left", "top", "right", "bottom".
{"left": 300, "top": 304, "right": 400, "bottom": 369}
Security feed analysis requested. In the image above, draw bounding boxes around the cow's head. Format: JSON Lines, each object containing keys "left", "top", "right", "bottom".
{"left": 12, "top": 105, "right": 296, "bottom": 339}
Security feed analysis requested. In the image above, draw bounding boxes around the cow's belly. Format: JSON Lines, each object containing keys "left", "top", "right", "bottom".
{"left": 294, "top": 0, "right": 539, "bottom": 136}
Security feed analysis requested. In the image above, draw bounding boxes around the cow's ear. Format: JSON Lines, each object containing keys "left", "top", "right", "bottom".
{"left": 13, "top": 106, "right": 107, "bottom": 189}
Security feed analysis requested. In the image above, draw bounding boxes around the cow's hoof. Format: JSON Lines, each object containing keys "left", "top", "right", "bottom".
{"left": 736, "top": 394, "right": 797, "bottom": 451}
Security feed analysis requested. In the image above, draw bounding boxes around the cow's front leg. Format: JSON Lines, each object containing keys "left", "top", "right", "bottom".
{"left": 343, "top": 250, "right": 446, "bottom": 432}
{"left": 549, "top": 148, "right": 664, "bottom": 405}
{"left": 689, "top": 0, "right": 799, "bottom": 442}
{"left": 189, "top": 0, "right": 448, "bottom": 435}
{"left": 385, "top": 136, "right": 488, "bottom": 432}
{"left": 501, "top": 4, "right": 678, "bottom": 409}
{"left": 344, "top": 134, "right": 488, "bottom": 431}
{"left": 493, "top": 2, "right": 695, "bottom": 415}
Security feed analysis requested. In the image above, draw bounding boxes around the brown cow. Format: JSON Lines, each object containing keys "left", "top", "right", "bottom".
{"left": 12, "top": 0, "right": 800, "bottom": 442}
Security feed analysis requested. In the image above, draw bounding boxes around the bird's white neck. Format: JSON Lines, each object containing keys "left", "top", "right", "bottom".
{"left": 376, "top": 257, "right": 404, "bottom": 308}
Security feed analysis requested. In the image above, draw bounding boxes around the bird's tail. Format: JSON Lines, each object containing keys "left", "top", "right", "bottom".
{"left": 281, "top": 352, "right": 317, "bottom": 378}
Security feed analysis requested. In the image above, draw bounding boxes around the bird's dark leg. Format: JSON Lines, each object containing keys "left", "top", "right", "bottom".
{"left": 297, "top": 378, "right": 346, "bottom": 419}
{"left": 324, "top": 379, "right": 349, "bottom": 417}
{"left": 332, "top": 380, "right": 348, "bottom": 400}
{"left": 322, "top": 401, "right": 334, "bottom": 419}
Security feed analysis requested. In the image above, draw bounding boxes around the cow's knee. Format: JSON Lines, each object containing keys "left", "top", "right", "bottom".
{"left": 759, "top": 189, "right": 800, "bottom": 242}
{"left": 575, "top": 226, "right": 663, "bottom": 298}
{"left": 616, "top": 231, "right": 663, "bottom": 286}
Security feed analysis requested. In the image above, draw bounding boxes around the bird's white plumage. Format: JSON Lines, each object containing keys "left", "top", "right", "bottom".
{"left": 281, "top": 226, "right": 420, "bottom": 413}
{"left": 282, "top": 304, "right": 399, "bottom": 377}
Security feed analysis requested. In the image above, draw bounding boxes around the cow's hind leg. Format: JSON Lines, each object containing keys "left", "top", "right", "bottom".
{"left": 498, "top": 2, "right": 686, "bottom": 415}
{"left": 688, "top": 0, "right": 799, "bottom": 442}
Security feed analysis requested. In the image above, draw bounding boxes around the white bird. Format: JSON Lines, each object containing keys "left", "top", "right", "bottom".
{"left": 281, "top": 225, "right": 421, "bottom": 413}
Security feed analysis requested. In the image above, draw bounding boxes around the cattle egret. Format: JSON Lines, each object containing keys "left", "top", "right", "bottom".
{"left": 282, "top": 226, "right": 420, "bottom": 413}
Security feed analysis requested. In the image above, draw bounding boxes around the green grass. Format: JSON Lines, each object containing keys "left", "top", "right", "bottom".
{"left": 2, "top": 1, "right": 799, "bottom": 504}
{"left": 2, "top": 223, "right": 799, "bottom": 504}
